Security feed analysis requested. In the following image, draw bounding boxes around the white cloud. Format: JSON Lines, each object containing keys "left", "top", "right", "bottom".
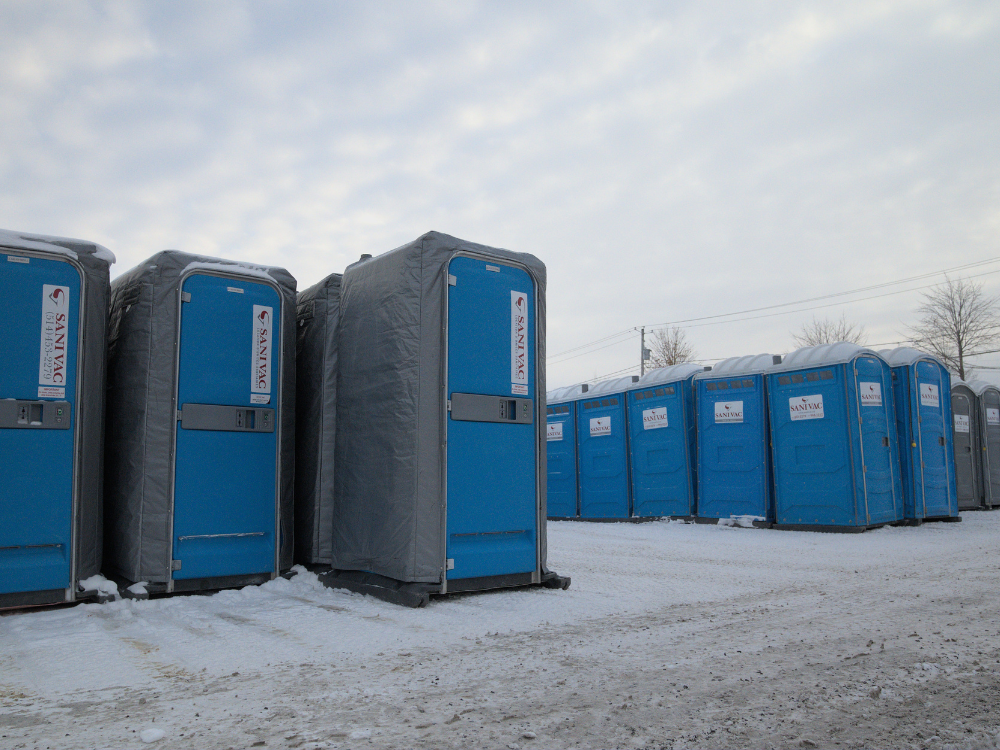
{"left": 1, "top": 0, "right": 999, "bottom": 381}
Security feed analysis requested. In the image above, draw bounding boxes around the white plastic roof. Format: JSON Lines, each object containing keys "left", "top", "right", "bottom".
{"left": 630, "top": 363, "right": 704, "bottom": 390}
{"left": 966, "top": 378, "right": 1000, "bottom": 396}
{"left": 877, "top": 346, "right": 946, "bottom": 369}
{"left": 585, "top": 375, "right": 639, "bottom": 398}
{"left": 772, "top": 342, "right": 882, "bottom": 372}
{"left": 546, "top": 383, "right": 590, "bottom": 405}
{"left": 951, "top": 378, "right": 973, "bottom": 392}
{"left": 695, "top": 353, "right": 777, "bottom": 379}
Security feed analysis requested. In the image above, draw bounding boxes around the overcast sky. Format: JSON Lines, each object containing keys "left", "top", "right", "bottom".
{"left": 3, "top": 1, "right": 999, "bottom": 386}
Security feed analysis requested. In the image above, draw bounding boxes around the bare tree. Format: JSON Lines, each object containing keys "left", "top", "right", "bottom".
{"left": 791, "top": 315, "right": 867, "bottom": 348}
{"left": 648, "top": 326, "right": 696, "bottom": 368}
{"left": 909, "top": 276, "right": 1000, "bottom": 381}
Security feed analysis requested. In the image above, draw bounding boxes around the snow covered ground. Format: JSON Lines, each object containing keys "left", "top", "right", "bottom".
{"left": 2, "top": 514, "right": 1000, "bottom": 750}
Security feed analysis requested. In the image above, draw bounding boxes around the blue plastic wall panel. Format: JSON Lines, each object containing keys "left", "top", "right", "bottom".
{"left": 577, "top": 393, "right": 630, "bottom": 519}
{"left": 852, "top": 357, "right": 903, "bottom": 525}
{"left": 173, "top": 273, "right": 280, "bottom": 580}
{"left": 447, "top": 257, "right": 537, "bottom": 580}
{"left": 891, "top": 362, "right": 956, "bottom": 520}
{"left": 627, "top": 379, "right": 696, "bottom": 517}
{"left": 696, "top": 375, "right": 772, "bottom": 520}
{"left": 546, "top": 402, "right": 578, "bottom": 517}
{"left": 1, "top": 254, "right": 80, "bottom": 595}
{"left": 770, "top": 364, "right": 860, "bottom": 526}
{"left": 913, "top": 361, "right": 956, "bottom": 518}
{"left": 770, "top": 358, "right": 902, "bottom": 527}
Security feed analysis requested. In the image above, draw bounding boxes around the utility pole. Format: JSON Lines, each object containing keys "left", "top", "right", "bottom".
{"left": 640, "top": 327, "right": 650, "bottom": 377}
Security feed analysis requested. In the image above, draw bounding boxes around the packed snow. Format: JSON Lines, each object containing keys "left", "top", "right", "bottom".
{"left": 2, "top": 515, "right": 1000, "bottom": 749}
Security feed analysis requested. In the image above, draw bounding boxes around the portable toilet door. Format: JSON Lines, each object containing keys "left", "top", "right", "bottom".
{"left": 969, "top": 380, "right": 1000, "bottom": 509}
{"left": 446, "top": 255, "right": 539, "bottom": 581}
{"left": 695, "top": 355, "right": 776, "bottom": 524}
{"left": 172, "top": 270, "right": 283, "bottom": 584}
{"left": 880, "top": 348, "right": 957, "bottom": 522}
{"left": 627, "top": 364, "right": 703, "bottom": 518}
{"left": 0, "top": 231, "right": 111, "bottom": 608}
{"left": 951, "top": 381, "right": 982, "bottom": 510}
{"left": 576, "top": 376, "right": 636, "bottom": 519}
{"left": 104, "top": 251, "right": 297, "bottom": 595}
{"left": 769, "top": 345, "right": 902, "bottom": 530}
{"left": 546, "top": 384, "right": 587, "bottom": 519}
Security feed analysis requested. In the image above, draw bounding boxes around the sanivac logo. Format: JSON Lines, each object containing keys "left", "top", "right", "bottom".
{"left": 642, "top": 407, "right": 669, "bottom": 430}
{"left": 920, "top": 383, "right": 939, "bottom": 408}
{"left": 789, "top": 394, "right": 824, "bottom": 421}
{"left": 251, "top": 305, "right": 273, "bottom": 404}
{"left": 38, "top": 284, "right": 70, "bottom": 398}
{"left": 511, "top": 291, "right": 529, "bottom": 395}
{"left": 714, "top": 401, "right": 743, "bottom": 424}
{"left": 860, "top": 382, "right": 882, "bottom": 407}
{"left": 590, "top": 417, "right": 611, "bottom": 436}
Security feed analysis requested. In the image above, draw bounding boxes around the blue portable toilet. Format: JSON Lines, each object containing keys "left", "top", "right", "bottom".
{"left": 880, "top": 348, "right": 959, "bottom": 523}
{"left": 576, "top": 376, "right": 638, "bottom": 520}
{"left": 626, "top": 364, "right": 703, "bottom": 519}
{"left": 968, "top": 379, "right": 1000, "bottom": 509}
{"left": 326, "top": 232, "right": 568, "bottom": 607}
{"left": 1, "top": 229, "right": 113, "bottom": 608}
{"left": 950, "top": 380, "right": 983, "bottom": 510}
{"left": 694, "top": 354, "right": 778, "bottom": 525}
{"left": 104, "top": 251, "right": 297, "bottom": 595}
{"left": 546, "top": 384, "right": 588, "bottom": 519}
{"left": 768, "top": 344, "right": 903, "bottom": 531}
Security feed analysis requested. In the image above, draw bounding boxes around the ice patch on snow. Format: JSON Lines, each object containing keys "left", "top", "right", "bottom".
{"left": 140, "top": 727, "right": 165, "bottom": 743}
{"left": 79, "top": 574, "right": 119, "bottom": 600}
{"left": 349, "top": 729, "right": 372, "bottom": 739}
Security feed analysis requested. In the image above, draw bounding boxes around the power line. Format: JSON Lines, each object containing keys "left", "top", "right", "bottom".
{"left": 651, "top": 268, "right": 1000, "bottom": 332}
{"left": 548, "top": 327, "right": 636, "bottom": 359}
{"left": 549, "top": 256, "right": 1000, "bottom": 364}
{"left": 550, "top": 331, "right": 640, "bottom": 364}
{"left": 644, "top": 257, "right": 1000, "bottom": 329}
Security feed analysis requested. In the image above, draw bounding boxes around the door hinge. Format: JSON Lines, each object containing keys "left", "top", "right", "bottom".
{"left": 180, "top": 291, "right": 192, "bottom": 303}
{"left": 446, "top": 558, "right": 455, "bottom": 571}
{"left": 171, "top": 559, "right": 182, "bottom": 571}
{"left": 448, "top": 274, "right": 457, "bottom": 286}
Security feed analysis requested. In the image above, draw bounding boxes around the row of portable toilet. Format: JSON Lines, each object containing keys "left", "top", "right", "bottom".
{"left": 950, "top": 378, "right": 1000, "bottom": 510}
{"left": 1, "top": 228, "right": 567, "bottom": 610}
{"left": 547, "top": 343, "right": 965, "bottom": 530}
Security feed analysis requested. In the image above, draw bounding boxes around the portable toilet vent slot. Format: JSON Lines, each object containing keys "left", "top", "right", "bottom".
{"left": 627, "top": 363, "right": 703, "bottom": 519}
{"left": 880, "top": 348, "right": 959, "bottom": 523}
{"left": 324, "top": 232, "right": 568, "bottom": 607}
{"left": 768, "top": 343, "right": 903, "bottom": 532}
{"left": 103, "top": 251, "right": 297, "bottom": 596}
{"left": 0, "top": 229, "right": 112, "bottom": 609}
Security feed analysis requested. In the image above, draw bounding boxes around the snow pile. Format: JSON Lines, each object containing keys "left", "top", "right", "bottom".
{"left": 140, "top": 727, "right": 165, "bottom": 743}
{"left": 78, "top": 574, "right": 119, "bottom": 600}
